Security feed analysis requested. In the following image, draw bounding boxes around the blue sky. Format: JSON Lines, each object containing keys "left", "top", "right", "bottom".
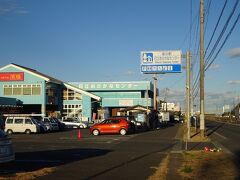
{"left": 0, "top": 0, "right": 240, "bottom": 113}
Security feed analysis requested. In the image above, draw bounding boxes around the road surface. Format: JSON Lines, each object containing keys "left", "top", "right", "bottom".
{"left": 207, "top": 120, "right": 240, "bottom": 158}
{"left": 0, "top": 124, "right": 182, "bottom": 180}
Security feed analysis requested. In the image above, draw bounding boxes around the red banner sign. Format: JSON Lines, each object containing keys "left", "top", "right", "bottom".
{"left": 0, "top": 72, "right": 24, "bottom": 81}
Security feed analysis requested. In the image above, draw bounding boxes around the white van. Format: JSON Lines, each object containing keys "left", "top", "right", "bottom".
{"left": 5, "top": 117, "right": 40, "bottom": 134}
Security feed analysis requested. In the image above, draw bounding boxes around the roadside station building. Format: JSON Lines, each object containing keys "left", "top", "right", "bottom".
{"left": 69, "top": 81, "right": 154, "bottom": 119}
{"left": 0, "top": 63, "right": 155, "bottom": 121}
{"left": 0, "top": 63, "right": 100, "bottom": 121}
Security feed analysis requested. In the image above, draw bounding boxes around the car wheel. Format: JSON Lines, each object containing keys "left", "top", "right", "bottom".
{"left": 79, "top": 125, "right": 84, "bottom": 128}
{"left": 6, "top": 129, "right": 13, "bottom": 135}
{"left": 92, "top": 129, "right": 100, "bottom": 136}
{"left": 120, "top": 129, "right": 127, "bottom": 135}
{"left": 25, "top": 129, "right": 31, "bottom": 134}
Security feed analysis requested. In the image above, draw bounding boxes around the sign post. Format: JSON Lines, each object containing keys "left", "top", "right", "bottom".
{"left": 140, "top": 50, "right": 182, "bottom": 111}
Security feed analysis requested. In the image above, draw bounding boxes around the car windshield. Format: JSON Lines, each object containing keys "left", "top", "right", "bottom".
{"left": 44, "top": 119, "right": 50, "bottom": 123}
{"left": 31, "top": 119, "right": 38, "bottom": 124}
{"left": 49, "top": 119, "right": 56, "bottom": 123}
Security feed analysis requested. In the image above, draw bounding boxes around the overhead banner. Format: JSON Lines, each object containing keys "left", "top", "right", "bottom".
{"left": 140, "top": 50, "right": 182, "bottom": 74}
{"left": 0, "top": 72, "right": 24, "bottom": 81}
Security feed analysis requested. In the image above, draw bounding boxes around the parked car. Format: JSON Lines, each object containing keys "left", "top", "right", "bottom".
{"left": 51, "top": 117, "right": 66, "bottom": 131}
{"left": 34, "top": 119, "right": 48, "bottom": 133}
{"left": 41, "top": 117, "right": 59, "bottom": 131}
{"left": 61, "top": 118, "right": 87, "bottom": 129}
{"left": 0, "top": 129, "right": 15, "bottom": 163}
{"left": 5, "top": 116, "right": 41, "bottom": 134}
{"left": 111, "top": 115, "right": 143, "bottom": 131}
{"left": 90, "top": 118, "right": 130, "bottom": 136}
{"left": 48, "top": 118, "right": 60, "bottom": 131}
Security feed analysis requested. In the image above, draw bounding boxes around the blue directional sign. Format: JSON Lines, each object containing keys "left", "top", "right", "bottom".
{"left": 141, "top": 64, "right": 182, "bottom": 73}
{"left": 140, "top": 50, "right": 182, "bottom": 74}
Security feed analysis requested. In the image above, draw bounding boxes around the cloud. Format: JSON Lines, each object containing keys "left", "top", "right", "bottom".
{"left": 123, "top": 70, "right": 135, "bottom": 76}
{"left": 206, "top": 92, "right": 223, "bottom": 100}
{"left": 158, "top": 88, "right": 185, "bottom": 102}
{"left": 16, "top": 10, "right": 28, "bottom": 14}
{"left": 209, "top": 63, "right": 220, "bottom": 70}
{"left": 226, "top": 48, "right": 240, "bottom": 58}
{"left": 0, "top": 0, "right": 28, "bottom": 15}
{"left": 228, "top": 80, "right": 240, "bottom": 85}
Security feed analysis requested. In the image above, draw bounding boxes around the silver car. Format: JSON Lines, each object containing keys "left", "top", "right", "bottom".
{"left": 0, "top": 129, "right": 15, "bottom": 163}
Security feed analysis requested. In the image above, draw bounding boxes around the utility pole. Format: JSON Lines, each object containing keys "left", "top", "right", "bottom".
{"left": 200, "top": 0, "right": 205, "bottom": 137}
{"left": 146, "top": 83, "right": 149, "bottom": 114}
{"left": 153, "top": 74, "right": 157, "bottom": 111}
{"left": 186, "top": 51, "right": 191, "bottom": 140}
{"left": 190, "top": 53, "right": 193, "bottom": 117}
{"left": 164, "top": 88, "right": 169, "bottom": 112}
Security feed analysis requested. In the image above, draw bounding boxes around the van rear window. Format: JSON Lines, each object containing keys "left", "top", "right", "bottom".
{"left": 25, "top": 119, "right": 32, "bottom": 124}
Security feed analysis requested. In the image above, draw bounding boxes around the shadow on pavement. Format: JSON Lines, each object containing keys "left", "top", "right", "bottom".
{"left": 0, "top": 148, "right": 112, "bottom": 175}
{"left": 131, "top": 122, "right": 176, "bottom": 135}
{"left": 206, "top": 122, "right": 226, "bottom": 136}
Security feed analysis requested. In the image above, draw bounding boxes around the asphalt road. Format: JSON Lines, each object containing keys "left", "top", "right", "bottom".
{"left": 206, "top": 120, "right": 240, "bottom": 157}
{"left": 0, "top": 124, "right": 181, "bottom": 180}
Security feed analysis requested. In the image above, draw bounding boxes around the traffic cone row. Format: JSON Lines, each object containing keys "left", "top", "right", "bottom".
{"left": 78, "top": 129, "right": 81, "bottom": 139}
{"left": 204, "top": 147, "right": 222, "bottom": 152}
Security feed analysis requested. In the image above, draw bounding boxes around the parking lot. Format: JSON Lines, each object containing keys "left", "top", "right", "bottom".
{"left": 0, "top": 129, "right": 136, "bottom": 176}
{"left": 0, "top": 125, "right": 180, "bottom": 179}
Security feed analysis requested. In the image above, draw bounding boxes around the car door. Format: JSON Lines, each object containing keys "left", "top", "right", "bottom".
{"left": 108, "top": 119, "right": 120, "bottom": 133}
{"left": 100, "top": 119, "right": 112, "bottom": 133}
{"left": 14, "top": 118, "right": 24, "bottom": 133}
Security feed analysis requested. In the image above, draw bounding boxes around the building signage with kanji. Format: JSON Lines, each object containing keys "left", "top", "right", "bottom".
{"left": 0, "top": 72, "right": 24, "bottom": 81}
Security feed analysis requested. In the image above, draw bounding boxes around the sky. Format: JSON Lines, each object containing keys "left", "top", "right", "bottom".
{"left": 0, "top": 0, "right": 240, "bottom": 113}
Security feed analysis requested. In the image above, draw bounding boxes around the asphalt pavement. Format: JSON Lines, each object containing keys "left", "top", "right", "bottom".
{"left": 0, "top": 124, "right": 182, "bottom": 180}
{"left": 206, "top": 120, "right": 240, "bottom": 157}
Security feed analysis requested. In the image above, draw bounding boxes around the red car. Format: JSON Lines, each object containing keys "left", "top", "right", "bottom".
{"left": 90, "top": 118, "right": 129, "bottom": 136}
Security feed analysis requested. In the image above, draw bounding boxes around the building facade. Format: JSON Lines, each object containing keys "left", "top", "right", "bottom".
{"left": 0, "top": 63, "right": 100, "bottom": 121}
{"left": 0, "top": 63, "right": 155, "bottom": 121}
{"left": 69, "top": 81, "right": 154, "bottom": 119}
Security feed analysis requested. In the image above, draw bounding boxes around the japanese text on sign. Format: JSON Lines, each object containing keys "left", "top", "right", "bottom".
{"left": 0, "top": 72, "right": 24, "bottom": 81}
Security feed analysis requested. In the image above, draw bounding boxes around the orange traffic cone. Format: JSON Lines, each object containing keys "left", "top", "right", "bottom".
{"left": 78, "top": 129, "right": 81, "bottom": 139}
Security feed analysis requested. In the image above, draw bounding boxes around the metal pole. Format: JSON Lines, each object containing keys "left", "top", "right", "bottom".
{"left": 186, "top": 51, "right": 191, "bottom": 140}
{"left": 153, "top": 74, "right": 157, "bottom": 111}
{"left": 146, "top": 83, "right": 149, "bottom": 114}
{"left": 189, "top": 52, "right": 193, "bottom": 117}
{"left": 200, "top": 0, "right": 205, "bottom": 137}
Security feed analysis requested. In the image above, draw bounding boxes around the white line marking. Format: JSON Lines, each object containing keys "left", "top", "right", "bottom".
{"left": 16, "top": 159, "right": 61, "bottom": 163}
{"left": 214, "top": 132, "right": 227, "bottom": 140}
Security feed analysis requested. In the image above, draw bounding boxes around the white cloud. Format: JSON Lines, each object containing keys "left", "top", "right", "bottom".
{"left": 209, "top": 63, "right": 220, "bottom": 70}
{"left": 0, "top": 0, "right": 28, "bottom": 15}
{"left": 16, "top": 10, "right": 28, "bottom": 14}
{"left": 124, "top": 70, "right": 135, "bottom": 76}
{"left": 226, "top": 48, "right": 240, "bottom": 58}
{"left": 228, "top": 80, "right": 240, "bottom": 85}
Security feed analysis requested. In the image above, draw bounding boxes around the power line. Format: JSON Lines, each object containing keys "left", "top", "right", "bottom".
{"left": 205, "top": 11, "right": 240, "bottom": 71}
{"left": 204, "top": 0, "right": 212, "bottom": 34}
{"left": 205, "top": 0, "right": 239, "bottom": 66}
{"left": 193, "top": 0, "right": 239, "bottom": 97}
{"left": 205, "top": 0, "right": 228, "bottom": 56}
